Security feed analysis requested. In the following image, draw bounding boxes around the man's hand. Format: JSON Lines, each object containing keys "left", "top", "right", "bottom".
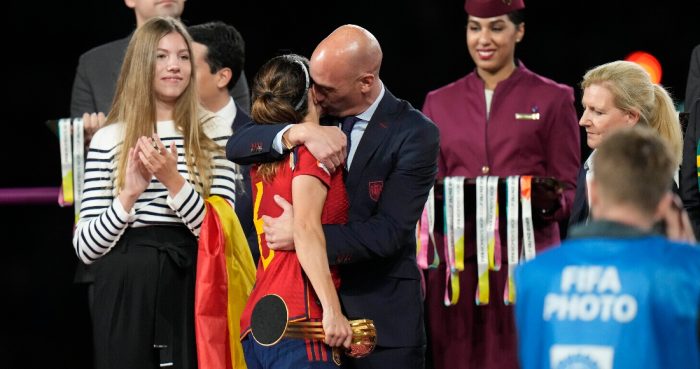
{"left": 263, "top": 195, "right": 296, "bottom": 250}
{"left": 288, "top": 123, "right": 348, "bottom": 173}
{"left": 83, "top": 112, "right": 106, "bottom": 145}
{"left": 664, "top": 194, "right": 696, "bottom": 243}
{"left": 285, "top": 90, "right": 347, "bottom": 171}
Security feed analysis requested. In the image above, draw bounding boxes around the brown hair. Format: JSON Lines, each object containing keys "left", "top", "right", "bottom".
{"left": 250, "top": 54, "right": 311, "bottom": 182}
{"left": 593, "top": 126, "right": 675, "bottom": 216}
{"left": 106, "top": 16, "right": 220, "bottom": 197}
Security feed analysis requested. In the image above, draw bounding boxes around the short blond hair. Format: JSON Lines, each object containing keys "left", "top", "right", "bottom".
{"left": 593, "top": 126, "right": 675, "bottom": 216}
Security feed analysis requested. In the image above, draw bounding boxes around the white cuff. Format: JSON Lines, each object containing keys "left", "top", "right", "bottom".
{"left": 272, "top": 125, "right": 294, "bottom": 154}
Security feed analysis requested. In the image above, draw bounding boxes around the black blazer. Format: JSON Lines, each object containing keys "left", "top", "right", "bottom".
{"left": 226, "top": 89, "right": 440, "bottom": 347}
{"left": 680, "top": 98, "right": 700, "bottom": 237}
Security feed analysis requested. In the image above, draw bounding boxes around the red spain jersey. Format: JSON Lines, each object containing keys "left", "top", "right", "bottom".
{"left": 240, "top": 146, "right": 349, "bottom": 338}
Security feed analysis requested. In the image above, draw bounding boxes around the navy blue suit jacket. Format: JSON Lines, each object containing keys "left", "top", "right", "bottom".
{"left": 226, "top": 89, "right": 439, "bottom": 348}
{"left": 230, "top": 106, "right": 259, "bottom": 264}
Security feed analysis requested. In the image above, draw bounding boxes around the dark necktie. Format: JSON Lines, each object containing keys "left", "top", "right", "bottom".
{"left": 340, "top": 116, "right": 360, "bottom": 178}
{"left": 341, "top": 115, "right": 360, "bottom": 158}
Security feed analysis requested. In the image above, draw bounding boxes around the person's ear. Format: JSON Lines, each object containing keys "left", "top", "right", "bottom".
{"left": 124, "top": 0, "right": 136, "bottom": 10}
{"left": 217, "top": 68, "right": 232, "bottom": 89}
{"left": 626, "top": 109, "right": 641, "bottom": 126}
{"left": 515, "top": 22, "right": 525, "bottom": 43}
{"left": 359, "top": 73, "right": 375, "bottom": 93}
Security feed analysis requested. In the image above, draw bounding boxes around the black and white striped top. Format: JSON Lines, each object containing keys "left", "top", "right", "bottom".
{"left": 72, "top": 119, "right": 239, "bottom": 264}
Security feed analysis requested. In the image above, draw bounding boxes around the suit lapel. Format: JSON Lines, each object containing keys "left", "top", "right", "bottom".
{"left": 345, "top": 91, "right": 398, "bottom": 194}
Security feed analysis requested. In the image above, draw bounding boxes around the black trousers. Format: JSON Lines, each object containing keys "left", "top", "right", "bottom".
{"left": 90, "top": 226, "right": 198, "bottom": 369}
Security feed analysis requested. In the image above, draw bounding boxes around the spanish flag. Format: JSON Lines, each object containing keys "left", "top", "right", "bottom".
{"left": 196, "top": 196, "right": 256, "bottom": 369}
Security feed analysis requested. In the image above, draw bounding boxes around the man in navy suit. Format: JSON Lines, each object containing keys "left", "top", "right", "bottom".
{"left": 188, "top": 21, "right": 258, "bottom": 262}
{"left": 226, "top": 25, "right": 439, "bottom": 369}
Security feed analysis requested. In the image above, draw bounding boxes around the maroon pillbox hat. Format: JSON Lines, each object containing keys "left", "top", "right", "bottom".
{"left": 464, "top": 0, "right": 525, "bottom": 17}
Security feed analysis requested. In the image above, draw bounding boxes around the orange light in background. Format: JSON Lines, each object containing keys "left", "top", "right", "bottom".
{"left": 625, "top": 51, "right": 662, "bottom": 84}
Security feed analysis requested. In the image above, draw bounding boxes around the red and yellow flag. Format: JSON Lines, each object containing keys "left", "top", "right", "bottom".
{"left": 196, "top": 196, "right": 256, "bottom": 369}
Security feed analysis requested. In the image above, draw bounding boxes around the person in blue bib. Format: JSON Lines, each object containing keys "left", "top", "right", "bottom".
{"left": 515, "top": 126, "right": 700, "bottom": 369}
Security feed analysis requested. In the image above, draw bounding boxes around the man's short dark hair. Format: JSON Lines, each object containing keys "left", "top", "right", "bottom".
{"left": 593, "top": 126, "right": 675, "bottom": 216}
{"left": 188, "top": 21, "right": 245, "bottom": 89}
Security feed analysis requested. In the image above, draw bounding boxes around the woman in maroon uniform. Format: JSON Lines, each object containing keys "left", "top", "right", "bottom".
{"left": 421, "top": 0, "right": 580, "bottom": 368}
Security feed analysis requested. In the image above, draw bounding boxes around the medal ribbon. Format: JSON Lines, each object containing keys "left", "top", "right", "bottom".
{"left": 442, "top": 177, "right": 461, "bottom": 306}
{"left": 58, "top": 119, "right": 74, "bottom": 206}
{"left": 696, "top": 138, "right": 700, "bottom": 190}
{"left": 486, "top": 176, "right": 501, "bottom": 271}
{"left": 417, "top": 186, "right": 439, "bottom": 269}
{"left": 453, "top": 177, "right": 465, "bottom": 273}
{"left": 72, "top": 118, "right": 85, "bottom": 223}
{"left": 475, "top": 176, "right": 489, "bottom": 305}
{"left": 504, "top": 176, "right": 519, "bottom": 305}
{"left": 520, "top": 176, "right": 536, "bottom": 262}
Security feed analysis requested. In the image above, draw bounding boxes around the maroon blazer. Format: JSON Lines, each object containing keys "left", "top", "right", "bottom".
{"left": 423, "top": 62, "right": 580, "bottom": 249}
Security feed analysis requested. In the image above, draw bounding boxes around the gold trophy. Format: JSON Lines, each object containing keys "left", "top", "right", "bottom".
{"left": 250, "top": 294, "right": 377, "bottom": 361}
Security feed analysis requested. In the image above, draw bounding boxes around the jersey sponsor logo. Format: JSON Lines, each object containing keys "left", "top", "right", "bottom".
{"left": 543, "top": 266, "right": 637, "bottom": 323}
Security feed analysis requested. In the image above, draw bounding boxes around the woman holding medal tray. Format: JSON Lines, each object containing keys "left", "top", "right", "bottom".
{"left": 420, "top": 0, "right": 580, "bottom": 368}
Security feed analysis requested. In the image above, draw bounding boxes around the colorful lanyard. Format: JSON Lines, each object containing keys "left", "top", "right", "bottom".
{"left": 486, "top": 176, "right": 501, "bottom": 271}
{"left": 443, "top": 177, "right": 465, "bottom": 306}
{"left": 475, "top": 176, "right": 489, "bottom": 305}
{"left": 58, "top": 118, "right": 85, "bottom": 223}
{"left": 504, "top": 176, "right": 520, "bottom": 305}
{"left": 58, "top": 118, "right": 74, "bottom": 206}
{"left": 520, "top": 176, "right": 536, "bottom": 261}
{"left": 72, "top": 118, "right": 84, "bottom": 223}
{"left": 696, "top": 138, "right": 700, "bottom": 190}
{"left": 417, "top": 186, "right": 439, "bottom": 270}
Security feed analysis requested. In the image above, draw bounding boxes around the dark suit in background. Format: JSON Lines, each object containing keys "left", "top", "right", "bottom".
{"left": 227, "top": 89, "right": 440, "bottom": 369}
{"left": 686, "top": 45, "right": 700, "bottom": 112}
{"left": 680, "top": 98, "right": 700, "bottom": 237}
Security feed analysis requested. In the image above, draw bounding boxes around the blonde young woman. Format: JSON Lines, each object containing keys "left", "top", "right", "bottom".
{"left": 72, "top": 16, "right": 238, "bottom": 369}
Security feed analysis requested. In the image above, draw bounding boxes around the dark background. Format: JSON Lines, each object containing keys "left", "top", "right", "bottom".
{"left": 2, "top": 0, "right": 696, "bottom": 367}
